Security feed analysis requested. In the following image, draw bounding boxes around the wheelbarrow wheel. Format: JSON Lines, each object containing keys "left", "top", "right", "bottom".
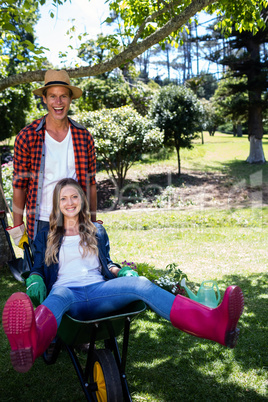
{"left": 89, "top": 349, "right": 124, "bottom": 402}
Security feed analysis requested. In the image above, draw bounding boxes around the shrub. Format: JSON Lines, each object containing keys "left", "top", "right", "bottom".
{"left": 76, "top": 106, "right": 164, "bottom": 192}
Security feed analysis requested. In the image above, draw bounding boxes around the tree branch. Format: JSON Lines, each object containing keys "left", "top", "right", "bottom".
{"left": 0, "top": 0, "right": 217, "bottom": 91}
{"left": 131, "top": 0, "right": 184, "bottom": 45}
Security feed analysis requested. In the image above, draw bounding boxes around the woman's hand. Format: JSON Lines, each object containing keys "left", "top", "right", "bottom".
{"left": 109, "top": 265, "right": 121, "bottom": 277}
{"left": 117, "top": 266, "right": 139, "bottom": 277}
{"left": 26, "top": 275, "right": 47, "bottom": 306}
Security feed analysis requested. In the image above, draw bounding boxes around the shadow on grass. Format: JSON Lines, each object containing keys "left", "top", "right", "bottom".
{"left": 218, "top": 159, "right": 268, "bottom": 185}
{"left": 0, "top": 267, "right": 267, "bottom": 401}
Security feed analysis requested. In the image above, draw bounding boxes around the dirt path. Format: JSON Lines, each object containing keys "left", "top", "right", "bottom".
{"left": 97, "top": 166, "right": 268, "bottom": 212}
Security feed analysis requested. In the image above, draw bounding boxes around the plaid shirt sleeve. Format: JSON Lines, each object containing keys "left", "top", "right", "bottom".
{"left": 13, "top": 130, "right": 32, "bottom": 189}
{"left": 13, "top": 118, "right": 44, "bottom": 239}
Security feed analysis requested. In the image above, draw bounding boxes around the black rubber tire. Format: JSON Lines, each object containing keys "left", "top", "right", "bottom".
{"left": 89, "top": 349, "right": 124, "bottom": 402}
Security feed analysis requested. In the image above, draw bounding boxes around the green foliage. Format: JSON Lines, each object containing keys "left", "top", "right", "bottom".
{"left": 1, "top": 161, "right": 13, "bottom": 199}
{"left": 207, "top": 0, "right": 268, "bottom": 36}
{"left": 0, "top": 0, "right": 67, "bottom": 67}
{"left": 135, "top": 262, "right": 160, "bottom": 282}
{"left": 202, "top": 99, "right": 223, "bottom": 136}
{"left": 76, "top": 106, "right": 164, "bottom": 190}
{"left": 107, "top": 0, "right": 267, "bottom": 50}
{"left": 0, "top": 0, "right": 51, "bottom": 142}
{"left": 154, "top": 262, "right": 188, "bottom": 294}
{"left": 77, "top": 33, "right": 121, "bottom": 69}
{"left": 149, "top": 85, "right": 204, "bottom": 174}
{"left": 77, "top": 77, "right": 130, "bottom": 112}
{"left": 0, "top": 84, "right": 33, "bottom": 142}
{"left": 211, "top": 74, "right": 249, "bottom": 131}
{"left": 76, "top": 76, "right": 157, "bottom": 116}
{"left": 123, "top": 260, "right": 189, "bottom": 295}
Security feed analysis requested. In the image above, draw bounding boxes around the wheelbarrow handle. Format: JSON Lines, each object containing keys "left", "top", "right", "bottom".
{"left": 0, "top": 210, "right": 16, "bottom": 260}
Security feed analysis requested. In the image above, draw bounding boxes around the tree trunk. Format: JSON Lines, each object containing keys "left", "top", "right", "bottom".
{"left": 246, "top": 135, "right": 266, "bottom": 164}
{"left": 237, "top": 124, "right": 243, "bottom": 137}
{"left": 246, "top": 38, "right": 266, "bottom": 163}
{"left": 175, "top": 146, "right": 181, "bottom": 176}
{"left": 0, "top": 163, "right": 12, "bottom": 267}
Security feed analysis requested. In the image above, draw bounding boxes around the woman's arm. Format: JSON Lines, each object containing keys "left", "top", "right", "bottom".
{"left": 108, "top": 265, "right": 121, "bottom": 277}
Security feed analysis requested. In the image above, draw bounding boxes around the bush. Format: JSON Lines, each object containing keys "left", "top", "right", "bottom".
{"left": 76, "top": 106, "right": 164, "bottom": 192}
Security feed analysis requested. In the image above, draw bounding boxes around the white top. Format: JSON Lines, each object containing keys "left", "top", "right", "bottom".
{"left": 53, "top": 235, "right": 104, "bottom": 288}
{"left": 39, "top": 127, "right": 77, "bottom": 221}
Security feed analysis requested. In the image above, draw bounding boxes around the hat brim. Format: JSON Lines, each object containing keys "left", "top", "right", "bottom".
{"left": 33, "top": 84, "right": 82, "bottom": 99}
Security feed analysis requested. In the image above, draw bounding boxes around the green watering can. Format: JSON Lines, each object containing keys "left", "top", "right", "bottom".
{"left": 181, "top": 278, "right": 221, "bottom": 308}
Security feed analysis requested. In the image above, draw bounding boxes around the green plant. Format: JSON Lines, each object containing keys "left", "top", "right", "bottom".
{"left": 1, "top": 161, "right": 13, "bottom": 199}
{"left": 154, "top": 263, "right": 188, "bottom": 295}
{"left": 135, "top": 262, "right": 160, "bottom": 282}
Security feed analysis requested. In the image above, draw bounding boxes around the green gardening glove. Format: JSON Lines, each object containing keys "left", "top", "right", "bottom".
{"left": 118, "top": 266, "right": 139, "bottom": 277}
{"left": 26, "top": 275, "right": 47, "bottom": 306}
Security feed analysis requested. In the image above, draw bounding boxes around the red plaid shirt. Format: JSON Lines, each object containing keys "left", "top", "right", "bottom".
{"left": 13, "top": 116, "right": 96, "bottom": 240}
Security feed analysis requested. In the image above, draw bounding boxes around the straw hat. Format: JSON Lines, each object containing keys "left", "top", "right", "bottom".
{"left": 33, "top": 70, "right": 82, "bottom": 99}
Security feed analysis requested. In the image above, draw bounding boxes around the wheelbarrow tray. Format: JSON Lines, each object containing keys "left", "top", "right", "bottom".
{"left": 57, "top": 300, "right": 146, "bottom": 345}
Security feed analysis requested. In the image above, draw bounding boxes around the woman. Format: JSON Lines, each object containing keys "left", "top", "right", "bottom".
{"left": 2, "top": 178, "right": 244, "bottom": 373}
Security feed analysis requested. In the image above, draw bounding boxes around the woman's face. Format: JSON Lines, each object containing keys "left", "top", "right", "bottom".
{"left": 59, "top": 185, "right": 82, "bottom": 220}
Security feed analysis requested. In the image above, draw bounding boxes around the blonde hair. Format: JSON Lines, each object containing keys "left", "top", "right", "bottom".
{"left": 45, "top": 178, "right": 98, "bottom": 266}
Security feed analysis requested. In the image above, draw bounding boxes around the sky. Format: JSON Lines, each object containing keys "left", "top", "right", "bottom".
{"left": 35, "top": 0, "right": 112, "bottom": 67}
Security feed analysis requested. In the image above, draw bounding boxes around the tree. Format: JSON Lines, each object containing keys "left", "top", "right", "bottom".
{"left": 76, "top": 106, "right": 164, "bottom": 192}
{"left": 75, "top": 74, "right": 158, "bottom": 116}
{"left": 217, "top": 8, "right": 268, "bottom": 162}
{"left": 0, "top": 0, "right": 41, "bottom": 142}
{"left": 0, "top": 0, "right": 267, "bottom": 90}
{"left": 76, "top": 76, "right": 130, "bottom": 112}
{"left": 149, "top": 85, "right": 204, "bottom": 175}
{"left": 211, "top": 74, "right": 248, "bottom": 136}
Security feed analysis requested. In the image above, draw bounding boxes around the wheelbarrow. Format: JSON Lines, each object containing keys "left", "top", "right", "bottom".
{"left": 43, "top": 300, "right": 146, "bottom": 402}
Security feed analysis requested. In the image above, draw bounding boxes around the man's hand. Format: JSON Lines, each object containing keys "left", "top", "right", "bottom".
{"left": 6, "top": 222, "right": 29, "bottom": 249}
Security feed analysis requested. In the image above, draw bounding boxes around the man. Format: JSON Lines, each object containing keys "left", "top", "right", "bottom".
{"left": 9, "top": 70, "right": 97, "bottom": 243}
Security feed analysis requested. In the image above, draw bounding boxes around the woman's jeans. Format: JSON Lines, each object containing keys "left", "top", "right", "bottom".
{"left": 42, "top": 277, "right": 175, "bottom": 328}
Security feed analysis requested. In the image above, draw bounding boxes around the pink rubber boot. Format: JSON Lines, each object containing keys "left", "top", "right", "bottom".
{"left": 2, "top": 292, "right": 57, "bottom": 372}
{"left": 170, "top": 285, "right": 244, "bottom": 348}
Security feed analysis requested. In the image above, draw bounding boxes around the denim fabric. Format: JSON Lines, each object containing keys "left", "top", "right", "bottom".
{"left": 42, "top": 276, "right": 175, "bottom": 327}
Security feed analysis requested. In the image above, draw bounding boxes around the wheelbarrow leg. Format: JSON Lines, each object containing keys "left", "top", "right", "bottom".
{"left": 65, "top": 344, "right": 97, "bottom": 402}
{"left": 105, "top": 316, "right": 133, "bottom": 402}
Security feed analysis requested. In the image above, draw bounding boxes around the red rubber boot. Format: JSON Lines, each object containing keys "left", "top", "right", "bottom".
{"left": 170, "top": 285, "right": 244, "bottom": 348}
{"left": 2, "top": 292, "right": 57, "bottom": 372}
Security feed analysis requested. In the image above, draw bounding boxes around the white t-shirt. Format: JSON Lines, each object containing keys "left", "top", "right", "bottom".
{"left": 53, "top": 235, "right": 104, "bottom": 288}
{"left": 39, "top": 127, "right": 77, "bottom": 221}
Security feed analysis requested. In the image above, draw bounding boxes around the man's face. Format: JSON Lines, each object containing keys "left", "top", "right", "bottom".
{"left": 42, "top": 86, "right": 72, "bottom": 121}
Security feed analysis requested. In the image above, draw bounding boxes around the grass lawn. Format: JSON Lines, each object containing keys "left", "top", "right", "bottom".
{"left": 0, "top": 131, "right": 267, "bottom": 401}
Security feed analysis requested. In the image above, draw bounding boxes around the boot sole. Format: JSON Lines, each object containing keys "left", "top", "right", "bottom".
{"left": 225, "top": 286, "right": 244, "bottom": 348}
{"left": 2, "top": 293, "right": 34, "bottom": 373}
